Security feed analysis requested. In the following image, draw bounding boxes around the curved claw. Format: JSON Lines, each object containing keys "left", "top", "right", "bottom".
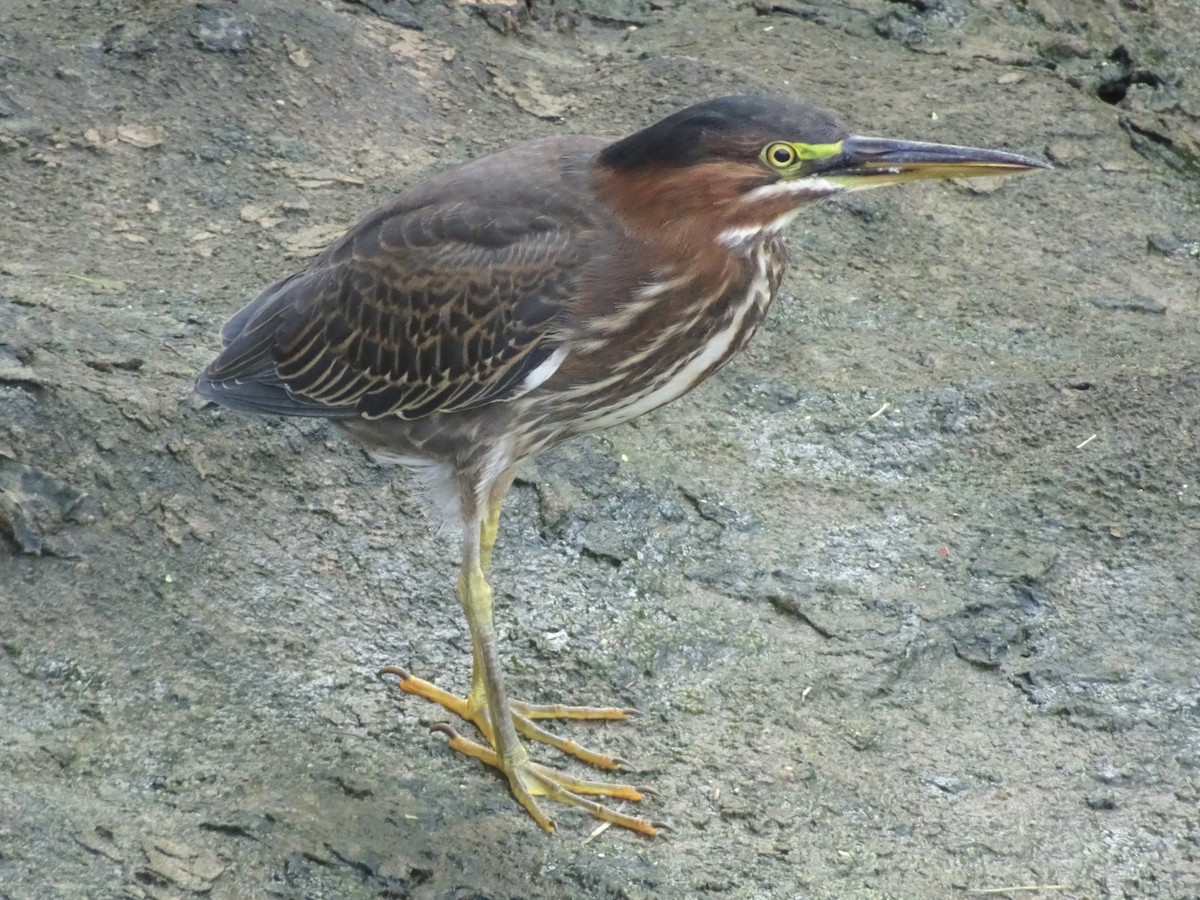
{"left": 429, "top": 722, "right": 461, "bottom": 740}
{"left": 377, "top": 664, "right": 412, "bottom": 681}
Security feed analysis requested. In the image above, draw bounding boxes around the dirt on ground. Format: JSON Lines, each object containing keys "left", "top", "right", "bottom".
{"left": 2, "top": 0, "right": 1198, "bottom": 897}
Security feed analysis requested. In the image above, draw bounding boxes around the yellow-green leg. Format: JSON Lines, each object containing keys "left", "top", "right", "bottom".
{"left": 380, "top": 473, "right": 658, "bottom": 835}
{"left": 478, "top": 467, "right": 513, "bottom": 575}
{"left": 472, "top": 470, "right": 634, "bottom": 760}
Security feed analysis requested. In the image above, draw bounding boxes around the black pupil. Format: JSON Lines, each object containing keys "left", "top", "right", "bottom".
{"left": 773, "top": 146, "right": 792, "bottom": 164}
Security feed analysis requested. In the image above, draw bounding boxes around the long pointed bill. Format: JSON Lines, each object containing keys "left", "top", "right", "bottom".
{"left": 816, "top": 135, "right": 1048, "bottom": 188}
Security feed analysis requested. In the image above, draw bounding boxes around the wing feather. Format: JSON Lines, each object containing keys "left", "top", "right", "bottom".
{"left": 197, "top": 200, "right": 583, "bottom": 420}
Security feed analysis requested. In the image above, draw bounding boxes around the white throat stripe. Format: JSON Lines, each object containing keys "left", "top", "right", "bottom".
{"left": 740, "top": 177, "right": 843, "bottom": 204}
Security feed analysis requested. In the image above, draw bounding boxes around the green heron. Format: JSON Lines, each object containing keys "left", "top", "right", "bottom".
{"left": 197, "top": 95, "right": 1045, "bottom": 836}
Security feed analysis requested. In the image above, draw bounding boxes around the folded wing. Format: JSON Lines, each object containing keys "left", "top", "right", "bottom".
{"left": 197, "top": 199, "right": 582, "bottom": 420}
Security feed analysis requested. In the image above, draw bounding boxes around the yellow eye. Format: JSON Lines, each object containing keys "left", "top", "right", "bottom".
{"left": 764, "top": 142, "right": 797, "bottom": 169}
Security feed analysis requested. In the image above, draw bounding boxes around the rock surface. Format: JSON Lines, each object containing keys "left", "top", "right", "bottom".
{"left": 2, "top": 0, "right": 1198, "bottom": 897}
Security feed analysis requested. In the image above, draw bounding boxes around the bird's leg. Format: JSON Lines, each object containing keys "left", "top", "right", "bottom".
{"left": 471, "top": 471, "right": 637, "bottom": 751}
{"left": 452, "top": 468, "right": 513, "bottom": 725}
{"left": 386, "top": 617, "right": 634, "bottom": 770}
{"left": 386, "top": 525, "right": 657, "bottom": 835}
{"left": 478, "top": 467, "right": 514, "bottom": 575}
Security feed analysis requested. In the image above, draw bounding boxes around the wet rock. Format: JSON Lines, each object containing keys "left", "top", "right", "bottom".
{"left": 1086, "top": 794, "right": 1117, "bottom": 810}
{"left": 716, "top": 787, "right": 756, "bottom": 819}
{"left": 192, "top": 6, "right": 257, "bottom": 53}
{"left": 139, "top": 836, "right": 225, "bottom": 892}
{"left": 684, "top": 562, "right": 760, "bottom": 599}
{"left": 3, "top": 0, "right": 1200, "bottom": 896}
{"left": 1046, "top": 137, "right": 1089, "bottom": 167}
{"left": 75, "top": 825, "right": 125, "bottom": 862}
{"left": 117, "top": 124, "right": 166, "bottom": 149}
{"left": 1092, "top": 764, "right": 1133, "bottom": 786}
{"left": 1090, "top": 294, "right": 1167, "bottom": 314}
{"left": 944, "top": 575, "right": 1052, "bottom": 668}
{"left": 754, "top": 0, "right": 873, "bottom": 37}
{"left": 349, "top": 0, "right": 423, "bottom": 30}
{"left": 678, "top": 482, "right": 745, "bottom": 529}
{"left": 753, "top": 0, "right": 821, "bottom": 22}
{"left": 1120, "top": 114, "right": 1200, "bottom": 175}
{"left": 0, "top": 90, "right": 30, "bottom": 127}
{"left": 569, "top": 0, "right": 657, "bottom": 27}
{"left": 0, "top": 458, "right": 96, "bottom": 556}
{"left": 101, "top": 23, "right": 158, "bottom": 57}
{"left": 578, "top": 520, "right": 629, "bottom": 565}
{"left": 1010, "top": 669, "right": 1139, "bottom": 733}
{"left": 922, "top": 773, "right": 967, "bottom": 795}
{"left": 1147, "top": 233, "right": 1200, "bottom": 258}
{"left": 872, "top": 0, "right": 966, "bottom": 47}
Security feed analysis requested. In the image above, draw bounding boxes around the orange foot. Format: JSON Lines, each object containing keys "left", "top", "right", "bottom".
{"left": 379, "top": 665, "right": 660, "bottom": 836}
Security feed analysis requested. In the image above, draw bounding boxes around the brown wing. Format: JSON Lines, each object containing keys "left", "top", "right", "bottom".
{"left": 197, "top": 199, "right": 584, "bottom": 421}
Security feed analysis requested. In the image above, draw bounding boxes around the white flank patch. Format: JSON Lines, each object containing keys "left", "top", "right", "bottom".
{"left": 514, "top": 346, "right": 568, "bottom": 396}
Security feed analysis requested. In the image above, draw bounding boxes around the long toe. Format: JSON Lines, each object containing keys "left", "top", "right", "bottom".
{"left": 382, "top": 667, "right": 635, "bottom": 772}
{"left": 384, "top": 666, "right": 656, "bottom": 833}
{"left": 511, "top": 710, "right": 630, "bottom": 770}
{"left": 429, "top": 724, "right": 658, "bottom": 836}
{"left": 512, "top": 700, "right": 637, "bottom": 721}
{"left": 511, "top": 759, "right": 660, "bottom": 837}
